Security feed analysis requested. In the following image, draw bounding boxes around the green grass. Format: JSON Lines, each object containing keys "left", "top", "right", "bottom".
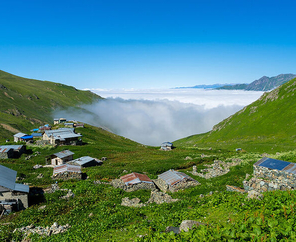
{"left": 0, "top": 70, "right": 101, "bottom": 139}
{"left": 175, "top": 78, "right": 296, "bottom": 153}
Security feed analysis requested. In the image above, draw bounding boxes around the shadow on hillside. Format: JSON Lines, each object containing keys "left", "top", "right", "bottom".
{"left": 29, "top": 187, "right": 46, "bottom": 206}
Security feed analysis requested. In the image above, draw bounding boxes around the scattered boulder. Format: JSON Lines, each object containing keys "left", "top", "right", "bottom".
{"left": 33, "top": 164, "right": 43, "bottom": 169}
{"left": 37, "top": 173, "right": 44, "bottom": 179}
{"left": 60, "top": 189, "right": 75, "bottom": 200}
{"left": 121, "top": 197, "right": 145, "bottom": 207}
{"left": 247, "top": 190, "right": 263, "bottom": 200}
{"left": 146, "top": 191, "right": 178, "bottom": 204}
{"left": 14, "top": 222, "right": 71, "bottom": 237}
{"left": 179, "top": 220, "right": 201, "bottom": 232}
{"left": 165, "top": 226, "right": 180, "bottom": 234}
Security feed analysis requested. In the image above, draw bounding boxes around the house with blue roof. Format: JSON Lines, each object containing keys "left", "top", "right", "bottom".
{"left": 243, "top": 157, "right": 296, "bottom": 193}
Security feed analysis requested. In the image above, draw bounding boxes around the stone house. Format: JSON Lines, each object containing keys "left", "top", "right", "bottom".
{"left": 0, "top": 164, "right": 29, "bottom": 210}
{"left": 154, "top": 169, "right": 200, "bottom": 193}
{"left": 67, "top": 156, "right": 102, "bottom": 167}
{"left": 13, "top": 133, "right": 33, "bottom": 142}
{"left": 111, "top": 172, "right": 156, "bottom": 192}
{"left": 43, "top": 128, "right": 82, "bottom": 145}
{"left": 54, "top": 118, "right": 67, "bottom": 125}
{"left": 161, "top": 142, "right": 174, "bottom": 151}
{"left": 52, "top": 164, "right": 82, "bottom": 180}
{"left": 0, "top": 145, "right": 26, "bottom": 159}
{"left": 49, "top": 150, "right": 74, "bottom": 166}
{"left": 243, "top": 157, "right": 296, "bottom": 192}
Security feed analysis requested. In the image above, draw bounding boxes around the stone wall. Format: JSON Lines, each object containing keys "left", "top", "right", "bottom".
{"left": 0, "top": 191, "right": 28, "bottom": 209}
{"left": 111, "top": 179, "right": 156, "bottom": 192}
{"left": 243, "top": 165, "right": 296, "bottom": 193}
{"left": 52, "top": 172, "right": 82, "bottom": 180}
{"left": 154, "top": 178, "right": 200, "bottom": 193}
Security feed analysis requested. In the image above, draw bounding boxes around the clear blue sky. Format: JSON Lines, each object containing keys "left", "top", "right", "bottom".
{"left": 0, "top": 0, "right": 295, "bottom": 89}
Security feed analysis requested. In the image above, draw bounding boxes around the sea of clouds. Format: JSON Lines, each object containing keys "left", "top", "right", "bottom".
{"left": 55, "top": 88, "right": 264, "bottom": 146}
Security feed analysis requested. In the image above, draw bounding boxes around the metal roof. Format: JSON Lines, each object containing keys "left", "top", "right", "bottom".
{"left": 161, "top": 142, "right": 173, "bottom": 147}
{"left": 31, "top": 133, "right": 43, "bottom": 137}
{"left": 45, "top": 128, "right": 81, "bottom": 140}
{"left": 158, "top": 169, "right": 196, "bottom": 186}
{"left": 120, "top": 172, "right": 153, "bottom": 185}
{"left": 0, "top": 165, "right": 28, "bottom": 193}
{"left": 52, "top": 150, "right": 74, "bottom": 159}
{"left": 255, "top": 157, "right": 296, "bottom": 174}
{"left": 21, "top": 135, "right": 33, "bottom": 140}
{"left": 53, "top": 164, "right": 81, "bottom": 174}
{"left": 0, "top": 165, "right": 17, "bottom": 190}
{"left": 70, "top": 156, "right": 101, "bottom": 166}
{"left": 14, "top": 183, "right": 30, "bottom": 193}
{"left": 0, "top": 145, "right": 24, "bottom": 153}
{"left": 13, "top": 132, "right": 27, "bottom": 138}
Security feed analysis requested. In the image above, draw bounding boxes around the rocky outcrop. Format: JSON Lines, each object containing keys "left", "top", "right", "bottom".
{"left": 121, "top": 191, "right": 178, "bottom": 207}
{"left": 14, "top": 222, "right": 71, "bottom": 237}
{"left": 190, "top": 159, "right": 242, "bottom": 179}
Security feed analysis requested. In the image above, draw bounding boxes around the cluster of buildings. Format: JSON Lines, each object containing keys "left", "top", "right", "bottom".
{"left": 111, "top": 169, "right": 200, "bottom": 193}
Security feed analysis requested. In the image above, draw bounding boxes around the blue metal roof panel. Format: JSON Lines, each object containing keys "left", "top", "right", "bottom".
{"left": 255, "top": 158, "right": 291, "bottom": 171}
{"left": 0, "top": 165, "right": 17, "bottom": 190}
{"left": 14, "top": 183, "right": 29, "bottom": 193}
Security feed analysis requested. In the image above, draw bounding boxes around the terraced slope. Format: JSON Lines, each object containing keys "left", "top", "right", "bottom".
{"left": 0, "top": 70, "right": 101, "bottom": 140}
{"left": 175, "top": 78, "right": 296, "bottom": 153}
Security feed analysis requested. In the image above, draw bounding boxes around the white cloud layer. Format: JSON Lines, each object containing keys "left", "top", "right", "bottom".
{"left": 57, "top": 89, "right": 263, "bottom": 146}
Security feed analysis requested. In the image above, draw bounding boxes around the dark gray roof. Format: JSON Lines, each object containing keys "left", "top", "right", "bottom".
{"left": 52, "top": 150, "right": 74, "bottom": 159}
{"left": 0, "top": 145, "right": 24, "bottom": 153}
{"left": 255, "top": 157, "right": 296, "bottom": 174}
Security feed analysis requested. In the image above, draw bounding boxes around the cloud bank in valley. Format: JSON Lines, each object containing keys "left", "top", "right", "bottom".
{"left": 56, "top": 89, "right": 263, "bottom": 146}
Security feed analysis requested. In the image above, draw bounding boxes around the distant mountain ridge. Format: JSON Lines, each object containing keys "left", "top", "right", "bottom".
{"left": 217, "top": 74, "right": 296, "bottom": 91}
{"left": 176, "top": 84, "right": 229, "bottom": 89}
{"left": 175, "top": 77, "right": 296, "bottom": 152}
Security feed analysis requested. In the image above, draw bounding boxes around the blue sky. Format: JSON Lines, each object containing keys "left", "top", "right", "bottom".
{"left": 0, "top": 0, "right": 296, "bottom": 89}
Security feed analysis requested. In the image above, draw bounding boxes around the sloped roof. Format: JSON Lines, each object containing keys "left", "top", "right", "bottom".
{"left": 161, "top": 142, "right": 173, "bottom": 147}
{"left": 44, "top": 128, "right": 81, "bottom": 140}
{"left": 158, "top": 169, "right": 197, "bottom": 186}
{"left": 255, "top": 157, "right": 296, "bottom": 174}
{"left": 69, "top": 156, "right": 101, "bottom": 166}
{"left": 120, "top": 172, "right": 153, "bottom": 185}
{"left": 0, "top": 145, "right": 24, "bottom": 153}
{"left": 13, "top": 132, "right": 27, "bottom": 138}
{"left": 0, "top": 164, "right": 29, "bottom": 193}
{"left": 52, "top": 150, "right": 74, "bottom": 159}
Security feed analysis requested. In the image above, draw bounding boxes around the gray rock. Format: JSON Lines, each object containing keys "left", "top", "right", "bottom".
{"left": 165, "top": 226, "right": 180, "bottom": 234}
{"left": 179, "top": 220, "right": 200, "bottom": 232}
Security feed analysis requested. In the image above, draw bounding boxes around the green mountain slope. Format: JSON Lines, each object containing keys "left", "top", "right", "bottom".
{"left": 175, "top": 78, "right": 296, "bottom": 153}
{"left": 0, "top": 70, "right": 101, "bottom": 139}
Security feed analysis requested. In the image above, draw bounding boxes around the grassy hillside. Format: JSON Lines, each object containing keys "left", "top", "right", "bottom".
{"left": 0, "top": 70, "right": 101, "bottom": 140}
{"left": 175, "top": 78, "right": 296, "bottom": 153}
{"left": 1, "top": 123, "right": 296, "bottom": 241}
